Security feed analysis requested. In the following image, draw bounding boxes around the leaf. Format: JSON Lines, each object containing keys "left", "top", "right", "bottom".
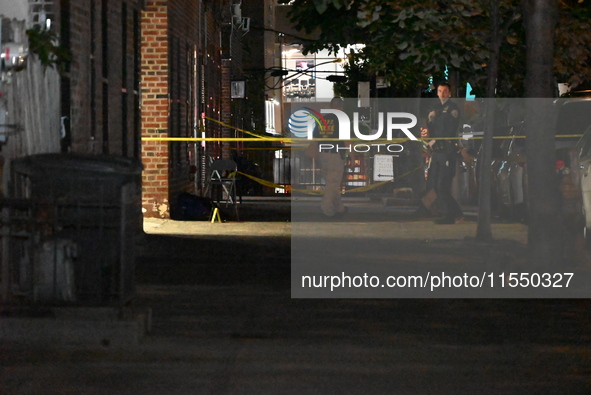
{"left": 313, "top": 0, "right": 328, "bottom": 14}
{"left": 332, "top": 0, "right": 344, "bottom": 9}
{"left": 357, "top": 9, "right": 369, "bottom": 19}
{"left": 26, "top": 25, "right": 72, "bottom": 72}
{"left": 399, "top": 52, "right": 411, "bottom": 60}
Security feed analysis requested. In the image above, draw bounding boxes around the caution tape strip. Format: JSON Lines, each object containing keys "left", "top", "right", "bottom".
{"left": 143, "top": 137, "right": 284, "bottom": 142}
{"left": 200, "top": 115, "right": 588, "bottom": 142}
{"left": 145, "top": 115, "right": 585, "bottom": 142}
{"left": 203, "top": 116, "right": 271, "bottom": 139}
{"left": 141, "top": 134, "right": 583, "bottom": 143}
{"left": 231, "top": 164, "right": 423, "bottom": 196}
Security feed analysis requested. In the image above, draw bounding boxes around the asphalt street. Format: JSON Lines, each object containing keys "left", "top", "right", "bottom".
{"left": 1, "top": 199, "right": 590, "bottom": 394}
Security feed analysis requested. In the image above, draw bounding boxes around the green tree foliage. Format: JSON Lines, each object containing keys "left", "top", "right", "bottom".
{"left": 281, "top": 0, "right": 591, "bottom": 97}
{"left": 26, "top": 25, "right": 72, "bottom": 73}
{"left": 554, "top": 1, "right": 591, "bottom": 89}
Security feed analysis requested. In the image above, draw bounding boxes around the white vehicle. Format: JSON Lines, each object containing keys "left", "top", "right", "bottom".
{"left": 577, "top": 124, "right": 591, "bottom": 246}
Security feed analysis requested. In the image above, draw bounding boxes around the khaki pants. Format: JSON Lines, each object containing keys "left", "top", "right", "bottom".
{"left": 318, "top": 152, "right": 345, "bottom": 216}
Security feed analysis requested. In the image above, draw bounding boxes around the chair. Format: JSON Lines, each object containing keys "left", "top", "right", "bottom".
{"left": 205, "top": 159, "right": 238, "bottom": 220}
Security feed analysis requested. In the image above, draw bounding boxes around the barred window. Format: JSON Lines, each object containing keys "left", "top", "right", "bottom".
{"left": 28, "top": 0, "right": 55, "bottom": 29}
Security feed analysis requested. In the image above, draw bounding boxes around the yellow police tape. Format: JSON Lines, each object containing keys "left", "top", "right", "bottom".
{"left": 201, "top": 116, "right": 583, "bottom": 141}
{"left": 204, "top": 117, "right": 274, "bottom": 139}
{"left": 231, "top": 164, "right": 423, "bottom": 196}
{"left": 141, "top": 134, "right": 583, "bottom": 142}
{"left": 140, "top": 131, "right": 581, "bottom": 195}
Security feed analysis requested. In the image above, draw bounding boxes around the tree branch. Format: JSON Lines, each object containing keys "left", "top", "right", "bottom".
{"left": 499, "top": 8, "right": 521, "bottom": 40}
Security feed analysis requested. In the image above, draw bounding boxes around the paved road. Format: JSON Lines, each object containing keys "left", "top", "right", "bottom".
{"left": 2, "top": 201, "right": 591, "bottom": 394}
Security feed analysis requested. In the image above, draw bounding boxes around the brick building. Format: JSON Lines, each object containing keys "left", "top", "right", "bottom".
{"left": 141, "top": 0, "right": 246, "bottom": 218}
{"left": 59, "top": 0, "right": 144, "bottom": 157}
{"left": 1, "top": 0, "right": 251, "bottom": 219}
{"left": 0, "top": 0, "right": 146, "bottom": 305}
{"left": 0, "top": 0, "right": 144, "bottom": 187}
{"left": 242, "top": 0, "right": 281, "bottom": 133}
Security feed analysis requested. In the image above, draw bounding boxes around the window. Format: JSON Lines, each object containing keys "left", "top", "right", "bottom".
{"left": 29, "top": 0, "right": 55, "bottom": 29}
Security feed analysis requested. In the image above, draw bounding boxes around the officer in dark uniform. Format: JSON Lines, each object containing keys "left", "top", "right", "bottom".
{"left": 426, "top": 82, "right": 463, "bottom": 224}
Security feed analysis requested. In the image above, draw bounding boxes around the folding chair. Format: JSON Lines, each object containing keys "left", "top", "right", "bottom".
{"left": 204, "top": 159, "right": 239, "bottom": 220}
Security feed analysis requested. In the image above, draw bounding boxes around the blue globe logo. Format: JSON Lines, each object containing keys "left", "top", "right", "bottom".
{"left": 288, "top": 109, "right": 316, "bottom": 138}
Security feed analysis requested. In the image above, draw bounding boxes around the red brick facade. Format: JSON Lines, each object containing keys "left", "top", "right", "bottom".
{"left": 141, "top": 0, "right": 226, "bottom": 218}
{"left": 140, "top": 0, "right": 170, "bottom": 217}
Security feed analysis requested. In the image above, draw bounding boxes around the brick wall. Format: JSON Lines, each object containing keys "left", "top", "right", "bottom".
{"left": 62, "top": 0, "right": 142, "bottom": 156}
{"left": 141, "top": 0, "right": 226, "bottom": 218}
{"left": 63, "top": 0, "right": 92, "bottom": 152}
{"left": 167, "top": 0, "right": 200, "bottom": 201}
{"left": 203, "top": 9, "right": 223, "bottom": 160}
{"left": 221, "top": 5, "right": 247, "bottom": 158}
{"left": 221, "top": 61, "right": 232, "bottom": 159}
{"left": 141, "top": 0, "right": 170, "bottom": 217}
{"left": 241, "top": 0, "right": 270, "bottom": 135}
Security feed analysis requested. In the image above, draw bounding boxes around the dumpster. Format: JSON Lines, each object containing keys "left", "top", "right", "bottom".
{"left": 3, "top": 154, "right": 143, "bottom": 305}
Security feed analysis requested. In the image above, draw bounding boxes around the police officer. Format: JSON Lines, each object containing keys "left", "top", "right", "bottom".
{"left": 426, "top": 82, "right": 463, "bottom": 224}
{"left": 315, "top": 97, "right": 351, "bottom": 217}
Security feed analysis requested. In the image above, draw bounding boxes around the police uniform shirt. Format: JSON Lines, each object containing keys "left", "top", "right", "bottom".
{"left": 429, "top": 100, "right": 460, "bottom": 138}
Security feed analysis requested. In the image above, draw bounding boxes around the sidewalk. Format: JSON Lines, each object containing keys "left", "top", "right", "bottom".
{"left": 144, "top": 199, "right": 528, "bottom": 244}
{"left": 144, "top": 216, "right": 528, "bottom": 243}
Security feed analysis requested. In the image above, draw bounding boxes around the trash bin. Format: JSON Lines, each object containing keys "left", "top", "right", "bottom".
{"left": 7, "top": 153, "right": 143, "bottom": 305}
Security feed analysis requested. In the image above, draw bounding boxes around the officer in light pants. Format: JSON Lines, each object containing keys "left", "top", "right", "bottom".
{"left": 315, "top": 97, "right": 353, "bottom": 217}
